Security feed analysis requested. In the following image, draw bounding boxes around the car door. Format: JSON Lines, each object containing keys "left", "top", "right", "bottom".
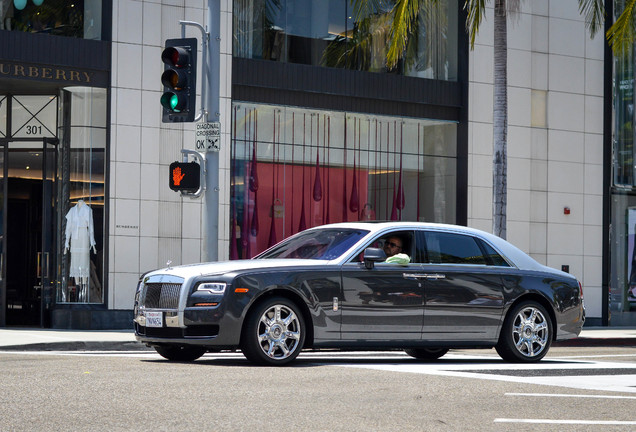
{"left": 340, "top": 230, "right": 424, "bottom": 341}
{"left": 419, "top": 230, "right": 506, "bottom": 342}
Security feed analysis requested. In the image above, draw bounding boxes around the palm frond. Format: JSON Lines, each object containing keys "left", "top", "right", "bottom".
{"left": 606, "top": 0, "right": 636, "bottom": 56}
{"left": 578, "top": 0, "right": 605, "bottom": 38}
{"left": 387, "top": 0, "right": 420, "bottom": 67}
{"left": 464, "top": 0, "right": 487, "bottom": 49}
{"left": 351, "top": 0, "right": 388, "bottom": 22}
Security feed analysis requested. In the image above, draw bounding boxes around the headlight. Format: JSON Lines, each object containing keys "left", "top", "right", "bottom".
{"left": 196, "top": 282, "right": 227, "bottom": 294}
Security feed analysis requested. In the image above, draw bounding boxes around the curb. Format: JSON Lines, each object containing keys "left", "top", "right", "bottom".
{"left": 553, "top": 338, "right": 636, "bottom": 347}
{"left": 0, "top": 341, "right": 152, "bottom": 352}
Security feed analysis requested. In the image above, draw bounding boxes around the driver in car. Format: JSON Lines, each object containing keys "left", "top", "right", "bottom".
{"left": 383, "top": 236, "right": 410, "bottom": 265}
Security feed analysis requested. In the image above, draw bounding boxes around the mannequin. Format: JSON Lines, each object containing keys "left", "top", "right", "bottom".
{"left": 64, "top": 199, "right": 97, "bottom": 302}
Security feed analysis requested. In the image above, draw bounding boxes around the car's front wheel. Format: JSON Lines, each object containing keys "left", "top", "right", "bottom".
{"left": 496, "top": 300, "right": 553, "bottom": 362}
{"left": 405, "top": 348, "right": 449, "bottom": 360}
{"left": 154, "top": 345, "right": 207, "bottom": 361}
{"left": 241, "top": 297, "right": 305, "bottom": 366}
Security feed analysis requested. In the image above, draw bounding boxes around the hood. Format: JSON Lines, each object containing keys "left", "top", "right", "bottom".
{"left": 144, "top": 258, "right": 330, "bottom": 280}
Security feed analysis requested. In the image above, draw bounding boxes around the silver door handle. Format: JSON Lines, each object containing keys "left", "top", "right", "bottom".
{"left": 403, "top": 273, "right": 445, "bottom": 280}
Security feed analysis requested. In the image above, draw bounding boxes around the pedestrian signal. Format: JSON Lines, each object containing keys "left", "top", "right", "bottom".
{"left": 169, "top": 161, "right": 200, "bottom": 192}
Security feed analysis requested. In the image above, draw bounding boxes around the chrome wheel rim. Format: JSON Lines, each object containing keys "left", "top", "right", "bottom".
{"left": 511, "top": 306, "right": 549, "bottom": 358}
{"left": 257, "top": 304, "right": 301, "bottom": 360}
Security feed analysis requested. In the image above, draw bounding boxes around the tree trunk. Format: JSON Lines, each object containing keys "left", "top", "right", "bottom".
{"left": 492, "top": 0, "right": 508, "bottom": 239}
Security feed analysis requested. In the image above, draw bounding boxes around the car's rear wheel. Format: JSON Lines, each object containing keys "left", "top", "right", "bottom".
{"left": 241, "top": 297, "right": 305, "bottom": 366}
{"left": 405, "top": 348, "right": 449, "bottom": 360}
{"left": 496, "top": 300, "right": 552, "bottom": 362}
{"left": 154, "top": 345, "right": 207, "bottom": 361}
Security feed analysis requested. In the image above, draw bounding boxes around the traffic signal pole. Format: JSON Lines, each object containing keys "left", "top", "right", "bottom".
{"left": 179, "top": 0, "right": 221, "bottom": 261}
{"left": 204, "top": 0, "right": 220, "bottom": 263}
{"left": 176, "top": 0, "right": 220, "bottom": 262}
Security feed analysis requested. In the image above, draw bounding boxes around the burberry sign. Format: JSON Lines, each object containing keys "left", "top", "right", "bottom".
{"left": 0, "top": 62, "right": 107, "bottom": 87}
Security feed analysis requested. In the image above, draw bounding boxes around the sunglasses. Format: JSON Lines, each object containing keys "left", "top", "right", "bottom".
{"left": 385, "top": 241, "right": 402, "bottom": 249}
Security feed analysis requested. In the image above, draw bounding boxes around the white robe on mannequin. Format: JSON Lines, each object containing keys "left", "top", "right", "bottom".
{"left": 65, "top": 200, "right": 96, "bottom": 279}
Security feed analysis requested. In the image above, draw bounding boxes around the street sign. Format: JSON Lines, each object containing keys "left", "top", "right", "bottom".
{"left": 195, "top": 121, "right": 220, "bottom": 152}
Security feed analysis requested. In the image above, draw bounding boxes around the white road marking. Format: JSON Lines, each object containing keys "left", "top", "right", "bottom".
{"left": 494, "top": 419, "right": 636, "bottom": 425}
{"left": 505, "top": 392, "right": 636, "bottom": 400}
{"left": 3, "top": 350, "right": 636, "bottom": 395}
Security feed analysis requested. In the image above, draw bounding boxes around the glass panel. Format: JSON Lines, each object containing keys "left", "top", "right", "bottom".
{"left": 0, "top": 146, "right": 4, "bottom": 325}
{"left": 11, "top": 96, "right": 57, "bottom": 138}
{"left": 56, "top": 87, "right": 106, "bottom": 304}
{"left": 233, "top": 0, "right": 459, "bottom": 81}
{"left": 478, "top": 239, "right": 510, "bottom": 267}
{"left": 0, "top": 96, "right": 6, "bottom": 138}
{"left": 230, "top": 102, "right": 457, "bottom": 258}
{"left": 2, "top": 0, "right": 103, "bottom": 40}
{"left": 610, "top": 194, "right": 636, "bottom": 325}
{"left": 424, "top": 232, "right": 487, "bottom": 265}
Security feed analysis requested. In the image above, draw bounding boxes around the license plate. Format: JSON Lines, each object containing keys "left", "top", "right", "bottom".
{"left": 145, "top": 311, "right": 163, "bottom": 328}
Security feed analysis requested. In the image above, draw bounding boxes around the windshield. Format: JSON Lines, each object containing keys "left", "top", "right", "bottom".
{"left": 257, "top": 228, "right": 369, "bottom": 260}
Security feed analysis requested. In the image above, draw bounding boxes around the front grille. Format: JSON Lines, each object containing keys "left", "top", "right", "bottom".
{"left": 143, "top": 283, "right": 181, "bottom": 309}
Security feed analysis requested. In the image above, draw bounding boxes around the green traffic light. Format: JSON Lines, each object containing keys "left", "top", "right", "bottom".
{"left": 160, "top": 92, "right": 182, "bottom": 113}
{"left": 169, "top": 94, "right": 178, "bottom": 110}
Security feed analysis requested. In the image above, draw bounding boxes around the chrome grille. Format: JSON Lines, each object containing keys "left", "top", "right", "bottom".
{"left": 143, "top": 283, "right": 181, "bottom": 309}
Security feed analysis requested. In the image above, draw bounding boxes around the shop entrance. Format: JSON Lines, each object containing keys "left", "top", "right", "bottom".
{"left": 0, "top": 138, "right": 58, "bottom": 327}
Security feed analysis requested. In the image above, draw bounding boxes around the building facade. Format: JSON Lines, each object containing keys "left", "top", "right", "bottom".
{"left": 0, "top": 0, "right": 624, "bottom": 328}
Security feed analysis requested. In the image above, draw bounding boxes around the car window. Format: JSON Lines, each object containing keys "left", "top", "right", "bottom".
{"left": 349, "top": 231, "right": 415, "bottom": 263}
{"left": 424, "top": 231, "right": 488, "bottom": 265}
{"left": 257, "top": 228, "right": 369, "bottom": 260}
{"left": 477, "top": 239, "right": 510, "bottom": 267}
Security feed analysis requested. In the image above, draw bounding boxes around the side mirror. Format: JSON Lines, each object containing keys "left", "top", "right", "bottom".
{"left": 363, "top": 247, "right": 386, "bottom": 269}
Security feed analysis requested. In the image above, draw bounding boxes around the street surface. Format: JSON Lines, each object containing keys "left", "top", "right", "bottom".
{"left": 1, "top": 345, "right": 635, "bottom": 431}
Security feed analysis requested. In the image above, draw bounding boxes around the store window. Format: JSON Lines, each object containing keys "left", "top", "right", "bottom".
{"left": 610, "top": 1, "right": 636, "bottom": 325}
{"left": 230, "top": 103, "right": 457, "bottom": 259}
{"left": 233, "top": 0, "right": 458, "bottom": 80}
{"left": 56, "top": 87, "right": 106, "bottom": 304}
{"left": 1, "top": 0, "right": 103, "bottom": 40}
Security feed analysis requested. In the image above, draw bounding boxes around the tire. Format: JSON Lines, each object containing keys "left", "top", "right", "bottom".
{"left": 405, "top": 348, "right": 449, "bottom": 360}
{"left": 241, "top": 297, "right": 306, "bottom": 366}
{"left": 496, "top": 301, "right": 553, "bottom": 363}
{"left": 155, "top": 345, "right": 207, "bottom": 362}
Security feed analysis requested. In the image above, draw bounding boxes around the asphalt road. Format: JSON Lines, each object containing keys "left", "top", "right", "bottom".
{"left": 1, "top": 346, "right": 635, "bottom": 431}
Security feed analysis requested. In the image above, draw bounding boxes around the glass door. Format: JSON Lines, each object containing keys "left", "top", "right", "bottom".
{"left": 2, "top": 138, "right": 58, "bottom": 327}
{"left": 0, "top": 142, "right": 5, "bottom": 326}
{"left": 40, "top": 138, "right": 58, "bottom": 325}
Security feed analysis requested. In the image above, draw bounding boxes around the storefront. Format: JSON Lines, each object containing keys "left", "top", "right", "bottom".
{"left": 611, "top": 19, "right": 636, "bottom": 326}
{"left": 230, "top": 0, "right": 467, "bottom": 258}
{"left": 0, "top": 0, "right": 112, "bottom": 327}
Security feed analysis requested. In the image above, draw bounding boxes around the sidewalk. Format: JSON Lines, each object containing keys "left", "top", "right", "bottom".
{"left": 0, "top": 327, "right": 634, "bottom": 352}
{"left": 0, "top": 327, "right": 149, "bottom": 351}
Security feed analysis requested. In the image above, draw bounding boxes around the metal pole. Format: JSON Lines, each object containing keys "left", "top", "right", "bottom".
{"left": 204, "top": 0, "right": 220, "bottom": 262}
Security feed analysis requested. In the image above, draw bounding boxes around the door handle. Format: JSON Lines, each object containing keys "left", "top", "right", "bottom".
{"left": 37, "top": 252, "right": 49, "bottom": 279}
{"left": 43, "top": 252, "right": 49, "bottom": 279}
{"left": 403, "top": 273, "right": 446, "bottom": 280}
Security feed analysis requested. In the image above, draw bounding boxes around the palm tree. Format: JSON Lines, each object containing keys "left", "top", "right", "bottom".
{"left": 353, "top": 0, "right": 606, "bottom": 239}
{"left": 602, "top": 0, "right": 635, "bottom": 55}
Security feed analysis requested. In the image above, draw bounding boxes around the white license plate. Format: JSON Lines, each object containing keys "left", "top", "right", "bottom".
{"left": 145, "top": 311, "right": 163, "bottom": 328}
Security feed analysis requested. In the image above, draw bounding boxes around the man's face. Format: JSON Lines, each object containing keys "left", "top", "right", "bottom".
{"left": 383, "top": 237, "right": 403, "bottom": 257}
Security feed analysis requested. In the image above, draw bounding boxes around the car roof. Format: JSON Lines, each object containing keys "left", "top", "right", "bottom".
{"left": 306, "top": 221, "right": 554, "bottom": 273}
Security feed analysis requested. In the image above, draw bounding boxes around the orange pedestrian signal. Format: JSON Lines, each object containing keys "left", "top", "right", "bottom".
{"left": 169, "top": 162, "right": 200, "bottom": 192}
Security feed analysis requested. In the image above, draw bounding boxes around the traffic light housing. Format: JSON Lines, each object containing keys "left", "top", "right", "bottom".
{"left": 169, "top": 161, "right": 201, "bottom": 192}
{"left": 161, "top": 38, "right": 197, "bottom": 123}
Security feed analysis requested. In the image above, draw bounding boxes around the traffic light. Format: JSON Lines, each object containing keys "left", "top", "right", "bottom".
{"left": 169, "top": 161, "right": 200, "bottom": 192}
{"left": 161, "top": 38, "right": 197, "bottom": 123}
